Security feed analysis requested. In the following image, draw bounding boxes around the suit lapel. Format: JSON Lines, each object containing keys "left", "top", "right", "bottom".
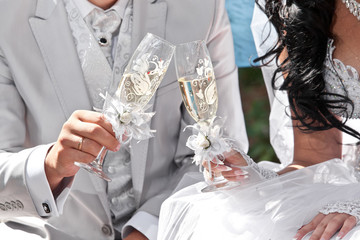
{"left": 30, "top": 0, "right": 169, "bottom": 208}
{"left": 29, "top": 0, "right": 91, "bottom": 119}
{"left": 131, "top": 0, "right": 167, "bottom": 50}
{"left": 29, "top": 0, "right": 111, "bottom": 217}
{"left": 130, "top": 0, "right": 168, "bottom": 205}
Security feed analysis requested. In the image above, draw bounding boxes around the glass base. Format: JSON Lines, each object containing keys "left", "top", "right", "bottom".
{"left": 74, "top": 161, "right": 112, "bottom": 182}
{"left": 201, "top": 180, "right": 241, "bottom": 193}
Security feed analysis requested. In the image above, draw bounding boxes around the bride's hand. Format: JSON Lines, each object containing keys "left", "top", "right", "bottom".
{"left": 294, "top": 212, "right": 357, "bottom": 240}
{"left": 202, "top": 149, "right": 248, "bottom": 182}
{"left": 45, "top": 110, "right": 121, "bottom": 191}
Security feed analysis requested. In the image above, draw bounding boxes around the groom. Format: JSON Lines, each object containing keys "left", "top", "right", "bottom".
{"left": 0, "top": 0, "right": 248, "bottom": 239}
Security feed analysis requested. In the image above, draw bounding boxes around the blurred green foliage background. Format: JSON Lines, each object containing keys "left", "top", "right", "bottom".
{"left": 238, "top": 67, "right": 278, "bottom": 163}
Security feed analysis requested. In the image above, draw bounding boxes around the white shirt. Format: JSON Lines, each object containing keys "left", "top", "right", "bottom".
{"left": 74, "top": 0, "right": 129, "bottom": 22}
{"left": 75, "top": 0, "right": 130, "bottom": 60}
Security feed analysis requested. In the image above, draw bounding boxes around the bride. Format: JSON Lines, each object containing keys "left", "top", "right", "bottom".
{"left": 158, "top": 0, "right": 360, "bottom": 239}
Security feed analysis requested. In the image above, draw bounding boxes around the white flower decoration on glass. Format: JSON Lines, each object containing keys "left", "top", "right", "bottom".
{"left": 185, "top": 118, "right": 231, "bottom": 169}
{"left": 197, "top": 134, "right": 211, "bottom": 149}
{"left": 119, "top": 111, "right": 132, "bottom": 125}
{"left": 101, "top": 93, "right": 155, "bottom": 144}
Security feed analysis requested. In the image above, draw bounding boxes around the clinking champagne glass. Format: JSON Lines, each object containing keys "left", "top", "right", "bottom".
{"left": 175, "top": 40, "right": 237, "bottom": 192}
{"left": 75, "top": 33, "right": 175, "bottom": 181}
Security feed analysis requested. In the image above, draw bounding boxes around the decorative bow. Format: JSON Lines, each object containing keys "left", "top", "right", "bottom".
{"left": 185, "top": 117, "right": 232, "bottom": 174}
{"left": 101, "top": 93, "right": 155, "bottom": 144}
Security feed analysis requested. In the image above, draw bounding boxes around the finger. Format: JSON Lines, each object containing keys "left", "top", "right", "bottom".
{"left": 222, "top": 167, "right": 248, "bottom": 177}
{"left": 203, "top": 168, "right": 213, "bottom": 182}
{"left": 77, "top": 137, "right": 104, "bottom": 157}
{"left": 69, "top": 120, "right": 120, "bottom": 152}
{"left": 337, "top": 215, "right": 357, "bottom": 239}
{"left": 202, "top": 160, "right": 231, "bottom": 173}
{"left": 223, "top": 149, "right": 240, "bottom": 158}
{"left": 314, "top": 214, "right": 348, "bottom": 240}
{"left": 202, "top": 159, "right": 249, "bottom": 182}
{"left": 223, "top": 149, "right": 247, "bottom": 166}
{"left": 66, "top": 148, "right": 96, "bottom": 165}
{"left": 222, "top": 174, "right": 249, "bottom": 182}
{"left": 308, "top": 217, "right": 331, "bottom": 240}
{"left": 295, "top": 214, "right": 326, "bottom": 240}
{"left": 73, "top": 110, "right": 115, "bottom": 136}
{"left": 57, "top": 132, "right": 84, "bottom": 150}
{"left": 48, "top": 146, "right": 96, "bottom": 177}
{"left": 57, "top": 128, "right": 106, "bottom": 158}
{"left": 222, "top": 167, "right": 249, "bottom": 181}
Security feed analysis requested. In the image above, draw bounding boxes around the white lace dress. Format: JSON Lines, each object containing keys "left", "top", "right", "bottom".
{"left": 157, "top": 41, "right": 360, "bottom": 240}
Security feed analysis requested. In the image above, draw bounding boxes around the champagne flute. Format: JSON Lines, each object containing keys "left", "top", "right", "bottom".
{"left": 75, "top": 33, "right": 175, "bottom": 181}
{"left": 175, "top": 40, "right": 236, "bottom": 192}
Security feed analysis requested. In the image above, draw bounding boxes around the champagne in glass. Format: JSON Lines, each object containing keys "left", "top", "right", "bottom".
{"left": 175, "top": 40, "right": 232, "bottom": 192}
{"left": 75, "top": 33, "right": 175, "bottom": 181}
{"left": 178, "top": 74, "right": 218, "bottom": 123}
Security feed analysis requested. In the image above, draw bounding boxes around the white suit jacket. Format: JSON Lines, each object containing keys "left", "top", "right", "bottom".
{"left": 0, "top": 0, "right": 248, "bottom": 239}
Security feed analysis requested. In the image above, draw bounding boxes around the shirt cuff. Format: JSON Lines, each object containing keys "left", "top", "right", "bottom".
{"left": 122, "top": 211, "right": 158, "bottom": 240}
{"left": 25, "top": 143, "right": 71, "bottom": 217}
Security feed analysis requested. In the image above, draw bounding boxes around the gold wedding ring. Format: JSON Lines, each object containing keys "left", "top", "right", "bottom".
{"left": 77, "top": 137, "right": 84, "bottom": 151}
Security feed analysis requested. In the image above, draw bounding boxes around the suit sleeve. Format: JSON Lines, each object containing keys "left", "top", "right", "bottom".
{"left": 0, "top": 47, "right": 63, "bottom": 219}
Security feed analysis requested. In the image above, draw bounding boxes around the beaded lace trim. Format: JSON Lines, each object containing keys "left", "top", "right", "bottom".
{"left": 343, "top": 0, "right": 360, "bottom": 21}
{"left": 237, "top": 149, "right": 279, "bottom": 180}
{"left": 319, "top": 199, "right": 360, "bottom": 223}
{"left": 323, "top": 39, "right": 360, "bottom": 119}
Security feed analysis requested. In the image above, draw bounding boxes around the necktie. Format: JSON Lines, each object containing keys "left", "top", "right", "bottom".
{"left": 85, "top": 8, "right": 121, "bottom": 66}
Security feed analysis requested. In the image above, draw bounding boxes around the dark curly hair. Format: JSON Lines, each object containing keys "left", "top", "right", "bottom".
{"left": 255, "top": 0, "right": 360, "bottom": 140}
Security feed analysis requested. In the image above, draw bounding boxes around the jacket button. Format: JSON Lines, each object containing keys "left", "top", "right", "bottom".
{"left": 10, "top": 201, "right": 17, "bottom": 209}
{"left": 101, "top": 224, "right": 112, "bottom": 236}
{"left": 0, "top": 203, "right": 6, "bottom": 211}
{"left": 16, "top": 200, "right": 24, "bottom": 209}
{"left": 42, "top": 203, "right": 51, "bottom": 213}
{"left": 4, "top": 202, "right": 12, "bottom": 210}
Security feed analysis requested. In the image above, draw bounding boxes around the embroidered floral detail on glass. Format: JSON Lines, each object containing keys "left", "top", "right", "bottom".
{"left": 116, "top": 53, "right": 170, "bottom": 108}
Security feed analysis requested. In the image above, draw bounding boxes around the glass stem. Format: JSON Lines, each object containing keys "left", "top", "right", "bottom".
{"left": 95, "top": 146, "right": 107, "bottom": 167}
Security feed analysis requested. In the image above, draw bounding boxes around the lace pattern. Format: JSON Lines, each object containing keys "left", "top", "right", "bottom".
{"left": 237, "top": 149, "right": 279, "bottom": 180}
{"left": 323, "top": 39, "right": 360, "bottom": 119}
{"left": 319, "top": 199, "right": 360, "bottom": 224}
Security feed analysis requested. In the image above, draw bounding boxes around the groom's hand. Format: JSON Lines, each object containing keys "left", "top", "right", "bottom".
{"left": 45, "top": 110, "right": 120, "bottom": 191}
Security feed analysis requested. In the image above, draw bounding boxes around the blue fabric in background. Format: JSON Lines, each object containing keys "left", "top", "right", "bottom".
{"left": 225, "top": 0, "right": 258, "bottom": 68}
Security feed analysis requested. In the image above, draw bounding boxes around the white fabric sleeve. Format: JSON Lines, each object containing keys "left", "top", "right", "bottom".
{"left": 250, "top": 1, "right": 294, "bottom": 166}
{"left": 122, "top": 211, "right": 158, "bottom": 240}
{"left": 25, "top": 143, "right": 72, "bottom": 217}
{"left": 237, "top": 149, "right": 279, "bottom": 180}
